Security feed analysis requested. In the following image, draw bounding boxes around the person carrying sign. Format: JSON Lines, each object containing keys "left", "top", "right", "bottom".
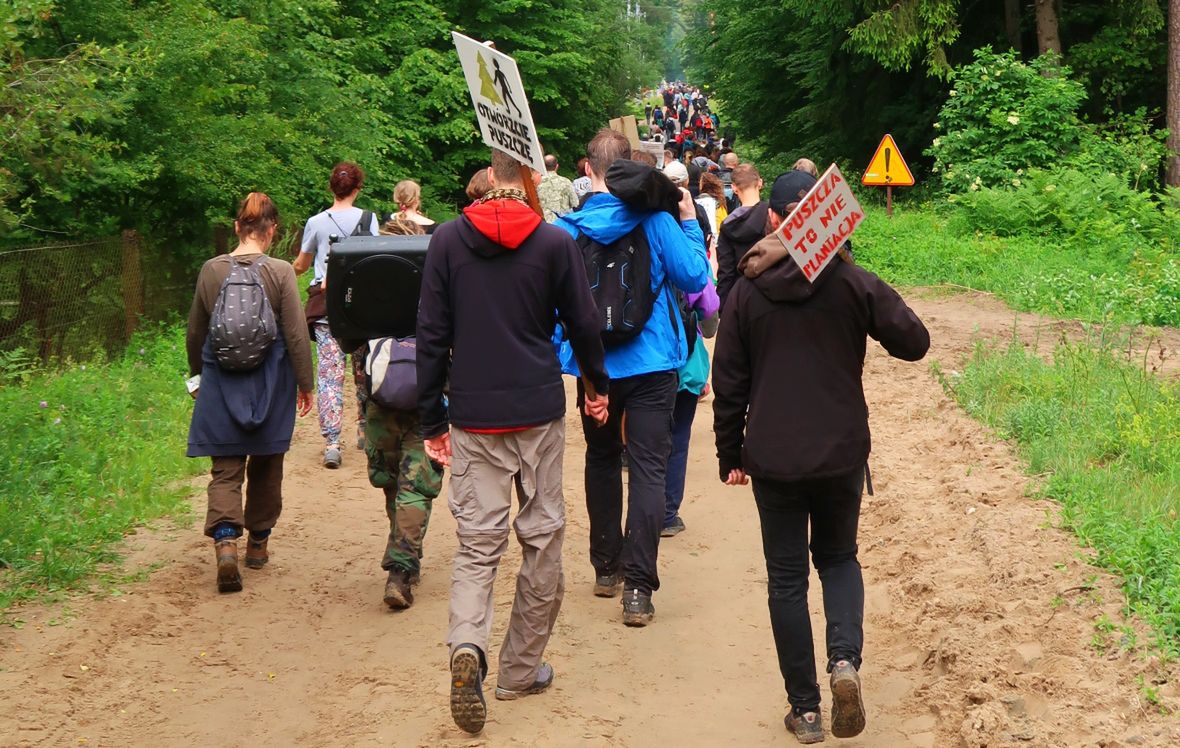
{"left": 417, "top": 148, "right": 610, "bottom": 735}
{"left": 711, "top": 169, "right": 930, "bottom": 744}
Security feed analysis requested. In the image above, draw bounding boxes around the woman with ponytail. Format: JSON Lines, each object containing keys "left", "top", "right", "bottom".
{"left": 389, "top": 180, "right": 436, "bottom": 233}
{"left": 186, "top": 192, "right": 314, "bottom": 593}
{"left": 294, "top": 162, "right": 379, "bottom": 469}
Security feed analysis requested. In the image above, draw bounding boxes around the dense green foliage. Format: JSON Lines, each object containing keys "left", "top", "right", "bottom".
{"left": 930, "top": 49, "right": 1168, "bottom": 193}
{"left": 685, "top": 0, "right": 1169, "bottom": 184}
{"left": 944, "top": 337, "right": 1180, "bottom": 650}
{"left": 0, "top": 326, "right": 204, "bottom": 611}
{"left": 2, "top": 1, "right": 669, "bottom": 242}
{"left": 929, "top": 49, "right": 1088, "bottom": 192}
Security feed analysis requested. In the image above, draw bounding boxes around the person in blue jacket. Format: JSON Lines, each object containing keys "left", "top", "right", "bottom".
{"left": 555, "top": 128, "right": 709, "bottom": 627}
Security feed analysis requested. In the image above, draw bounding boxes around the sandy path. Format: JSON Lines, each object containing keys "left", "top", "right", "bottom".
{"left": 2, "top": 292, "right": 1179, "bottom": 747}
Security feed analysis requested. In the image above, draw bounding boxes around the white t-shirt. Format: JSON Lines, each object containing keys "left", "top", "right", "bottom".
{"left": 299, "top": 207, "right": 379, "bottom": 285}
{"left": 695, "top": 196, "right": 719, "bottom": 237}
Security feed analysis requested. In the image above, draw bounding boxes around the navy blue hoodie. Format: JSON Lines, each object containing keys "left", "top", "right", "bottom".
{"left": 416, "top": 198, "right": 608, "bottom": 437}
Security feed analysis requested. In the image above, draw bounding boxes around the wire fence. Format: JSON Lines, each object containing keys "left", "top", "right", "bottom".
{"left": 0, "top": 232, "right": 199, "bottom": 365}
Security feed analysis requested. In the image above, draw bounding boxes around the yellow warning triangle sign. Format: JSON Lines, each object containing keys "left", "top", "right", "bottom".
{"left": 862, "top": 134, "right": 914, "bottom": 187}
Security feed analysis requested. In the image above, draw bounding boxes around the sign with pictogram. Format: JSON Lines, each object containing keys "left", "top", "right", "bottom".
{"left": 861, "top": 134, "right": 914, "bottom": 187}
{"left": 452, "top": 32, "right": 546, "bottom": 174}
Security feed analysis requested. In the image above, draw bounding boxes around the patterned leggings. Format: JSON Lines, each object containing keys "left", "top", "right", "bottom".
{"left": 314, "top": 323, "right": 366, "bottom": 447}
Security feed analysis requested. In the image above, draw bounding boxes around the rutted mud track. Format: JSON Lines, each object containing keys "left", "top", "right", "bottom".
{"left": 2, "top": 292, "right": 1179, "bottom": 747}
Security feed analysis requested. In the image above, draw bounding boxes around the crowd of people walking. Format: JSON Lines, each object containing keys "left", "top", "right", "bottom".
{"left": 184, "top": 79, "right": 929, "bottom": 744}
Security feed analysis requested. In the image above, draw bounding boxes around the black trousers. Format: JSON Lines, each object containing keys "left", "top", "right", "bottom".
{"left": 752, "top": 468, "right": 865, "bottom": 713}
{"left": 577, "top": 371, "right": 676, "bottom": 596}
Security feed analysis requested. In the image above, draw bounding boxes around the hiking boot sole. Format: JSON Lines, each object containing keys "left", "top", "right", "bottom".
{"left": 217, "top": 560, "right": 242, "bottom": 593}
{"left": 450, "top": 649, "right": 486, "bottom": 734}
{"left": 830, "top": 670, "right": 866, "bottom": 738}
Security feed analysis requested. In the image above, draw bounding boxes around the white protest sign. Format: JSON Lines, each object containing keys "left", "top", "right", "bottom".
{"left": 774, "top": 164, "right": 865, "bottom": 282}
{"left": 452, "top": 32, "right": 546, "bottom": 174}
{"left": 637, "top": 140, "right": 665, "bottom": 169}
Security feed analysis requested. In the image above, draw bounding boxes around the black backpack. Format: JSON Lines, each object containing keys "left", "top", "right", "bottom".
{"left": 208, "top": 256, "right": 278, "bottom": 371}
{"left": 576, "top": 226, "right": 657, "bottom": 346}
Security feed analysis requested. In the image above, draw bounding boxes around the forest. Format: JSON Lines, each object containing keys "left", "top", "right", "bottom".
{"left": 1, "top": 0, "right": 675, "bottom": 244}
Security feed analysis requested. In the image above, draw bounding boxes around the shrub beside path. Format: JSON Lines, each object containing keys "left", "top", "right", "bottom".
{"left": 1, "top": 292, "right": 1179, "bottom": 747}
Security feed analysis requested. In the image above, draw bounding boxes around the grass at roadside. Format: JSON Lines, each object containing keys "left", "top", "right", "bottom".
{"left": 0, "top": 326, "right": 203, "bottom": 616}
{"left": 940, "top": 333, "right": 1180, "bottom": 652}
{"left": 855, "top": 204, "right": 1180, "bottom": 327}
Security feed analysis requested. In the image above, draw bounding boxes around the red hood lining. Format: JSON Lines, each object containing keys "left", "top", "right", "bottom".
{"left": 462, "top": 200, "right": 542, "bottom": 249}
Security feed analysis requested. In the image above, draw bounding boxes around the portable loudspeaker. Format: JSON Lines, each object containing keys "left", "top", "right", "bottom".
{"left": 324, "top": 234, "right": 430, "bottom": 342}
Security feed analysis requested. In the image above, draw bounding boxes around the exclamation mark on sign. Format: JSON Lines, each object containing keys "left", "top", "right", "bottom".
{"left": 885, "top": 148, "right": 892, "bottom": 184}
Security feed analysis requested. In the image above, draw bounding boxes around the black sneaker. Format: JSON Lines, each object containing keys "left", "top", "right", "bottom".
{"left": 593, "top": 573, "right": 622, "bottom": 598}
{"left": 660, "top": 516, "right": 686, "bottom": 537}
{"left": 621, "top": 589, "right": 655, "bottom": 627}
{"left": 829, "top": 660, "right": 866, "bottom": 738}
{"left": 449, "top": 645, "right": 486, "bottom": 734}
{"left": 785, "top": 709, "right": 825, "bottom": 744}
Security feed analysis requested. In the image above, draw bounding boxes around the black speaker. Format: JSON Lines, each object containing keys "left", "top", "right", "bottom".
{"left": 324, "top": 234, "right": 430, "bottom": 341}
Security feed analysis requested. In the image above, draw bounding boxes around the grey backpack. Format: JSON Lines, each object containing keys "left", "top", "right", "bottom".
{"left": 208, "top": 256, "right": 278, "bottom": 371}
{"left": 365, "top": 337, "right": 417, "bottom": 411}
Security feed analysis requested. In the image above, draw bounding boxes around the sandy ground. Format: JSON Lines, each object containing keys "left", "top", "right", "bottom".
{"left": 3, "top": 291, "right": 1180, "bottom": 747}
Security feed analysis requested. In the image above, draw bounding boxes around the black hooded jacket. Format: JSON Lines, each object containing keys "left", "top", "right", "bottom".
{"left": 416, "top": 199, "right": 609, "bottom": 438}
{"left": 716, "top": 200, "right": 769, "bottom": 308}
{"left": 712, "top": 233, "right": 930, "bottom": 482}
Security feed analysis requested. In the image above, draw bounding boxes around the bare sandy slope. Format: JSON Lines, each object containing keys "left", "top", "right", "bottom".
{"left": 2, "top": 292, "right": 1179, "bottom": 747}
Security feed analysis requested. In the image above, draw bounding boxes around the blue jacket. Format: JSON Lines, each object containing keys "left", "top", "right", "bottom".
{"left": 555, "top": 192, "right": 709, "bottom": 379}
{"left": 188, "top": 336, "right": 296, "bottom": 458}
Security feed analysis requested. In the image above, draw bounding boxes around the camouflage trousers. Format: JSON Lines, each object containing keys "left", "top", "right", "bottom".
{"left": 364, "top": 401, "right": 443, "bottom": 574}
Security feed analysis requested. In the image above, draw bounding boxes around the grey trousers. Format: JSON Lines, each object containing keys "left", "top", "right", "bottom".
{"left": 447, "top": 418, "right": 566, "bottom": 690}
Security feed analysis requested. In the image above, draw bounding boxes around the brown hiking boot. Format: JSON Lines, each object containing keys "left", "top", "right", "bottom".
{"left": 830, "top": 660, "right": 866, "bottom": 738}
{"left": 785, "top": 710, "right": 825, "bottom": 744}
{"left": 383, "top": 569, "right": 413, "bottom": 610}
{"left": 244, "top": 536, "right": 269, "bottom": 569}
{"left": 215, "top": 539, "right": 242, "bottom": 593}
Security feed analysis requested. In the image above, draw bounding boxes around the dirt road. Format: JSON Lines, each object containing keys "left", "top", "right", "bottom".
{"left": 3, "top": 292, "right": 1179, "bottom": 747}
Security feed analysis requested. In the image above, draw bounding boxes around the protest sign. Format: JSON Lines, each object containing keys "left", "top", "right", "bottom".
{"left": 452, "top": 32, "right": 546, "bottom": 174}
{"left": 774, "top": 164, "right": 865, "bottom": 283}
{"left": 637, "top": 140, "right": 665, "bottom": 168}
{"left": 609, "top": 115, "right": 641, "bottom": 147}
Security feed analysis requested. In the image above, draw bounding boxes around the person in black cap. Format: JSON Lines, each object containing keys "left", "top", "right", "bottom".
{"left": 712, "top": 168, "right": 931, "bottom": 744}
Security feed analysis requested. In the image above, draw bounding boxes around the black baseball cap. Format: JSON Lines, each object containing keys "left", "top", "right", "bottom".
{"left": 768, "top": 170, "right": 817, "bottom": 216}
